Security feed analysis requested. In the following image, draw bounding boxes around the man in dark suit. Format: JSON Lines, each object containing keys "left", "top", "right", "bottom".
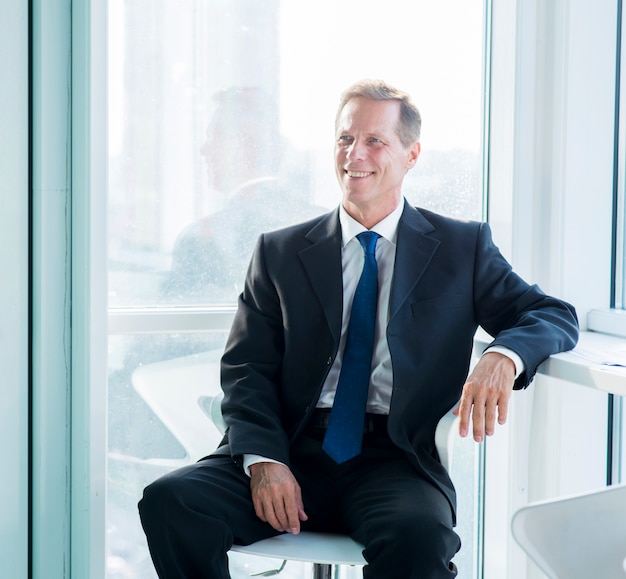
{"left": 139, "top": 80, "right": 578, "bottom": 578}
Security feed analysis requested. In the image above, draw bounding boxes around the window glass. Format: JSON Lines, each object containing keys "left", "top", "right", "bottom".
{"left": 612, "top": 3, "right": 626, "bottom": 487}
{"left": 616, "top": 4, "right": 626, "bottom": 311}
{"left": 616, "top": 397, "right": 625, "bottom": 483}
{"left": 108, "top": 0, "right": 485, "bottom": 308}
{"left": 107, "top": 1, "right": 486, "bottom": 577}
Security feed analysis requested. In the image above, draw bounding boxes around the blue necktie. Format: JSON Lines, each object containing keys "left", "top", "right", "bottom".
{"left": 322, "top": 231, "right": 380, "bottom": 463}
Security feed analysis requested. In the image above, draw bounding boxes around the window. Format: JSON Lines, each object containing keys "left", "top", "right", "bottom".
{"left": 615, "top": 2, "right": 626, "bottom": 312}
{"left": 107, "top": 1, "right": 488, "bottom": 576}
{"left": 600, "top": 1, "right": 626, "bottom": 483}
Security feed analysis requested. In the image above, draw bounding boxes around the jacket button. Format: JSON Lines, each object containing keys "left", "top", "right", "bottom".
{"left": 326, "top": 357, "right": 332, "bottom": 365}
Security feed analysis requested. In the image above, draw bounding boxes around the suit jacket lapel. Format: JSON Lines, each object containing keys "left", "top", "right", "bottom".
{"left": 298, "top": 210, "right": 343, "bottom": 345}
{"left": 389, "top": 202, "right": 441, "bottom": 321}
{"left": 296, "top": 204, "right": 440, "bottom": 342}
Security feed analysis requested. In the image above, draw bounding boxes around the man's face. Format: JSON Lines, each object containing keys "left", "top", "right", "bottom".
{"left": 335, "top": 97, "right": 420, "bottom": 220}
{"left": 200, "top": 116, "right": 275, "bottom": 194}
{"left": 200, "top": 119, "right": 241, "bottom": 193}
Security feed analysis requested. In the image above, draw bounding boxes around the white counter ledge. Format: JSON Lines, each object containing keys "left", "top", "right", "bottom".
{"left": 474, "top": 330, "right": 626, "bottom": 397}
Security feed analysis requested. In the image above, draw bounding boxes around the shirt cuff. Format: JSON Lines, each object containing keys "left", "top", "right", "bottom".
{"left": 482, "top": 346, "right": 525, "bottom": 379}
{"left": 242, "top": 454, "right": 286, "bottom": 477}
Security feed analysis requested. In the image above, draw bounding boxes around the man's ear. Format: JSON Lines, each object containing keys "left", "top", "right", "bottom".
{"left": 406, "top": 141, "right": 421, "bottom": 169}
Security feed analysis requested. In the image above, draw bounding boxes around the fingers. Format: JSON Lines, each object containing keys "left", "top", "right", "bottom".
{"left": 497, "top": 392, "right": 510, "bottom": 426}
{"left": 249, "top": 463, "right": 308, "bottom": 534}
{"left": 458, "top": 352, "right": 515, "bottom": 442}
{"left": 455, "top": 397, "right": 471, "bottom": 438}
{"left": 458, "top": 388, "right": 502, "bottom": 442}
{"left": 254, "top": 494, "right": 300, "bottom": 534}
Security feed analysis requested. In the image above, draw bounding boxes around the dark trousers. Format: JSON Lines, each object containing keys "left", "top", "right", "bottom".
{"left": 138, "top": 425, "right": 460, "bottom": 578}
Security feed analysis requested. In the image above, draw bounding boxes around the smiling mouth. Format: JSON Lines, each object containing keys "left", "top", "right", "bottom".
{"left": 346, "top": 170, "right": 374, "bottom": 178}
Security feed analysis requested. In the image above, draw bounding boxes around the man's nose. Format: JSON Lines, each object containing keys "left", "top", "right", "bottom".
{"left": 346, "top": 139, "right": 366, "bottom": 160}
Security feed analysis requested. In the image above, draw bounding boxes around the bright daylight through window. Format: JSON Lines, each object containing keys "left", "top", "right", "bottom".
{"left": 106, "top": 1, "right": 487, "bottom": 577}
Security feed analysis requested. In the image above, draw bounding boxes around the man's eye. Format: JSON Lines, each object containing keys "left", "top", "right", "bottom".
{"left": 369, "top": 137, "right": 383, "bottom": 144}
{"left": 338, "top": 136, "right": 353, "bottom": 144}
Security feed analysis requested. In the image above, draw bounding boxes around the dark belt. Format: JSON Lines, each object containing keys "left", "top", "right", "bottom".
{"left": 308, "top": 408, "right": 389, "bottom": 436}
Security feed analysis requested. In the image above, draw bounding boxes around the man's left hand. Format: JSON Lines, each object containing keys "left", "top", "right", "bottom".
{"left": 454, "top": 351, "right": 516, "bottom": 442}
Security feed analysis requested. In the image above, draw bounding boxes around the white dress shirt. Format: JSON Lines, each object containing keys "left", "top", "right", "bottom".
{"left": 315, "top": 200, "right": 403, "bottom": 414}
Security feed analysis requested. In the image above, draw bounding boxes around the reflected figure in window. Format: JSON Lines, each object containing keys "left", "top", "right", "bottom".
{"left": 162, "top": 87, "right": 324, "bottom": 304}
{"left": 139, "top": 80, "right": 579, "bottom": 578}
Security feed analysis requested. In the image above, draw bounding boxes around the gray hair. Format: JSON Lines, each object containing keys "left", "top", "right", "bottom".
{"left": 335, "top": 79, "right": 421, "bottom": 147}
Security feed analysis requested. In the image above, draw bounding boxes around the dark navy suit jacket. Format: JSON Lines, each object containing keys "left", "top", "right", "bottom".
{"left": 215, "top": 200, "right": 579, "bottom": 513}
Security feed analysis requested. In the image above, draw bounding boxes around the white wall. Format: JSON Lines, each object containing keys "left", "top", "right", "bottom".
{"left": 30, "top": 0, "right": 73, "bottom": 576}
{"left": 489, "top": 0, "right": 616, "bottom": 313}
{"left": 0, "top": 1, "right": 30, "bottom": 577}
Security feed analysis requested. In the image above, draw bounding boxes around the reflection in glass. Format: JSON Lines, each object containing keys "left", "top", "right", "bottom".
{"left": 107, "top": 333, "right": 225, "bottom": 577}
{"left": 162, "top": 87, "right": 325, "bottom": 304}
{"left": 108, "top": 0, "right": 484, "bottom": 309}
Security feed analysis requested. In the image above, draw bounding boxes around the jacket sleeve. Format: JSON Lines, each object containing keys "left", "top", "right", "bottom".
{"left": 219, "top": 233, "right": 292, "bottom": 466}
{"left": 472, "top": 223, "right": 579, "bottom": 389}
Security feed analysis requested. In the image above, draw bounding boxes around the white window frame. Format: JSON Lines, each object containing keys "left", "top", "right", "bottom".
{"left": 70, "top": 0, "right": 109, "bottom": 576}
{"left": 485, "top": 0, "right": 621, "bottom": 577}
{"left": 30, "top": 0, "right": 109, "bottom": 577}
{"left": 0, "top": 2, "right": 29, "bottom": 577}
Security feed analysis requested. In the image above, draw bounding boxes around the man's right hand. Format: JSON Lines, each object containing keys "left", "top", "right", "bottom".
{"left": 249, "top": 462, "right": 308, "bottom": 534}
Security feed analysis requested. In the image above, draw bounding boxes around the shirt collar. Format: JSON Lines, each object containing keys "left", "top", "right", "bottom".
{"left": 339, "top": 198, "right": 405, "bottom": 247}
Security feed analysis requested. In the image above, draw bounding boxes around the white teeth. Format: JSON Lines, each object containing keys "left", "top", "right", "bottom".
{"left": 347, "top": 171, "right": 372, "bottom": 178}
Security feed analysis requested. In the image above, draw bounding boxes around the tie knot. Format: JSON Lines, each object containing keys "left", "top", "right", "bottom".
{"left": 357, "top": 231, "right": 380, "bottom": 256}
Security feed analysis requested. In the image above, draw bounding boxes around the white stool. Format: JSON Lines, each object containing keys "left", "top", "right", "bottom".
{"left": 511, "top": 483, "right": 626, "bottom": 579}
{"left": 231, "top": 531, "right": 365, "bottom": 578}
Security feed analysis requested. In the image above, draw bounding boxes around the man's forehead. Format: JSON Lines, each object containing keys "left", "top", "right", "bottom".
{"left": 337, "top": 98, "right": 401, "bottom": 131}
